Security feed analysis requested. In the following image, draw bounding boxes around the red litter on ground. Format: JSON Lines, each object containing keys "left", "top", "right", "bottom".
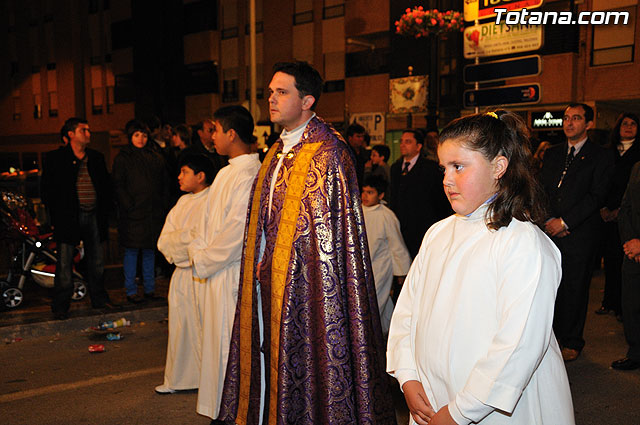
{"left": 88, "top": 344, "right": 105, "bottom": 353}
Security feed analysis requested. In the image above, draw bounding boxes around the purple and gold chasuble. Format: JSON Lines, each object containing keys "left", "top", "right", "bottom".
{"left": 218, "top": 117, "right": 395, "bottom": 425}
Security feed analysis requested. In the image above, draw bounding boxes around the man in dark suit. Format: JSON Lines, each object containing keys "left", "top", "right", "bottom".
{"left": 539, "top": 103, "right": 615, "bottom": 362}
{"left": 41, "top": 117, "right": 115, "bottom": 320}
{"left": 615, "top": 161, "right": 640, "bottom": 370}
{"left": 390, "top": 129, "right": 451, "bottom": 260}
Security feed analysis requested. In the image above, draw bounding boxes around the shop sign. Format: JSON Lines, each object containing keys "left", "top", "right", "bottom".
{"left": 531, "top": 110, "right": 564, "bottom": 129}
{"left": 464, "top": 0, "right": 544, "bottom": 22}
{"left": 464, "top": 21, "right": 542, "bottom": 58}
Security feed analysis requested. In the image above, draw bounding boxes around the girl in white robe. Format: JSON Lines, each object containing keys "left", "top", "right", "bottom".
{"left": 387, "top": 110, "right": 575, "bottom": 425}
{"left": 156, "top": 155, "right": 215, "bottom": 393}
{"left": 187, "top": 106, "right": 262, "bottom": 420}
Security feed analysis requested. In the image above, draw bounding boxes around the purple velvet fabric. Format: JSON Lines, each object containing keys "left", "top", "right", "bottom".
{"left": 218, "top": 116, "right": 395, "bottom": 425}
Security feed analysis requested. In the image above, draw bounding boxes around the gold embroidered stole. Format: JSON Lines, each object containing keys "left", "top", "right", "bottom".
{"left": 236, "top": 140, "right": 323, "bottom": 425}
{"left": 237, "top": 143, "right": 277, "bottom": 425}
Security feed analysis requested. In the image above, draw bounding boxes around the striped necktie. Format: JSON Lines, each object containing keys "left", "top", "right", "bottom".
{"left": 557, "top": 146, "right": 576, "bottom": 188}
{"left": 402, "top": 161, "right": 410, "bottom": 175}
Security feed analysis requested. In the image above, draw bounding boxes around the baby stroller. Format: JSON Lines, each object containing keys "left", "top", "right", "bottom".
{"left": 0, "top": 190, "right": 87, "bottom": 309}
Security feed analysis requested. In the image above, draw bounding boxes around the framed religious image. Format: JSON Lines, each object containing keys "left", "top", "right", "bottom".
{"left": 389, "top": 75, "right": 428, "bottom": 114}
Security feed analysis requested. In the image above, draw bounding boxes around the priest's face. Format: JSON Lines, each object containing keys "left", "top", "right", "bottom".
{"left": 268, "top": 71, "right": 315, "bottom": 131}
{"left": 438, "top": 138, "right": 504, "bottom": 216}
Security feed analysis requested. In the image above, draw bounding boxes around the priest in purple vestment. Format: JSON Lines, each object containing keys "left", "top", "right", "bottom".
{"left": 216, "top": 62, "right": 395, "bottom": 425}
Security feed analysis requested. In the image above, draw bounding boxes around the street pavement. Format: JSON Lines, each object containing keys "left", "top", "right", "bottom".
{"left": 1, "top": 268, "right": 639, "bottom": 424}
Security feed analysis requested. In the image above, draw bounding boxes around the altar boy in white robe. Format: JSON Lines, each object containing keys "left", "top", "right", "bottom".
{"left": 187, "top": 105, "right": 261, "bottom": 421}
{"left": 155, "top": 154, "right": 215, "bottom": 394}
{"left": 361, "top": 174, "right": 411, "bottom": 337}
{"left": 388, "top": 110, "right": 574, "bottom": 425}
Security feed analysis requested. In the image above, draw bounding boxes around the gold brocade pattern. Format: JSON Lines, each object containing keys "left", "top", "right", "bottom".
{"left": 268, "top": 142, "right": 323, "bottom": 425}
{"left": 237, "top": 144, "right": 278, "bottom": 425}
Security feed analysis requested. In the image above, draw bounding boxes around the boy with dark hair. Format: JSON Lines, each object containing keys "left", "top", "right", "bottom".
{"left": 372, "top": 143, "right": 390, "bottom": 162}
{"left": 367, "top": 144, "right": 392, "bottom": 186}
{"left": 213, "top": 105, "right": 255, "bottom": 146}
{"left": 361, "top": 174, "right": 411, "bottom": 337}
{"left": 178, "top": 154, "right": 215, "bottom": 184}
{"left": 155, "top": 154, "right": 215, "bottom": 395}
{"left": 187, "top": 105, "right": 261, "bottom": 420}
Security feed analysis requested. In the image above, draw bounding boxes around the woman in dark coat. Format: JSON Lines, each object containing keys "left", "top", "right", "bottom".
{"left": 112, "top": 119, "right": 170, "bottom": 303}
{"left": 598, "top": 113, "right": 640, "bottom": 317}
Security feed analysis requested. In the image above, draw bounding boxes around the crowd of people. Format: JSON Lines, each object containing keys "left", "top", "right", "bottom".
{"left": 40, "top": 59, "right": 640, "bottom": 424}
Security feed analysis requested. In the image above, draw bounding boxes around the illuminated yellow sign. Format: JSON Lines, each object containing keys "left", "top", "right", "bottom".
{"left": 464, "top": 0, "right": 544, "bottom": 22}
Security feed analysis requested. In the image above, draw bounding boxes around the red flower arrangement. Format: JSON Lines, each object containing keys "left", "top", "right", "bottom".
{"left": 395, "top": 7, "right": 464, "bottom": 38}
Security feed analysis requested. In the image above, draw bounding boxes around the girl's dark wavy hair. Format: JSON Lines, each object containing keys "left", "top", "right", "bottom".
{"left": 608, "top": 112, "right": 639, "bottom": 148}
{"left": 439, "top": 110, "right": 547, "bottom": 230}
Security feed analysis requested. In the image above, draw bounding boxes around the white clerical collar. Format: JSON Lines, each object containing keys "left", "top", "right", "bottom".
{"left": 568, "top": 136, "right": 588, "bottom": 154}
{"left": 229, "top": 152, "right": 259, "bottom": 165}
{"left": 280, "top": 113, "right": 316, "bottom": 153}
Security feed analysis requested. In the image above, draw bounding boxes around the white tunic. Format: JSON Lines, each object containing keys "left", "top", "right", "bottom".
{"left": 387, "top": 206, "right": 575, "bottom": 425}
{"left": 157, "top": 187, "right": 210, "bottom": 390}
{"left": 188, "top": 153, "right": 261, "bottom": 419}
{"left": 362, "top": 203, "right": 411, "bottom": 335}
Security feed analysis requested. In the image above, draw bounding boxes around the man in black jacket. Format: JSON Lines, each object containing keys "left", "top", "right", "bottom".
{"left": 41, "top": 117, "right": 115, "bottom": 320}
{"left": 539, "top": 103, "right": 615, "bottom": 361}
{"left": 390, "top": 129, "right": 451, "bottom": 259}
{"left": 616, "top": 161, "right": 640, "bottom": 370}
